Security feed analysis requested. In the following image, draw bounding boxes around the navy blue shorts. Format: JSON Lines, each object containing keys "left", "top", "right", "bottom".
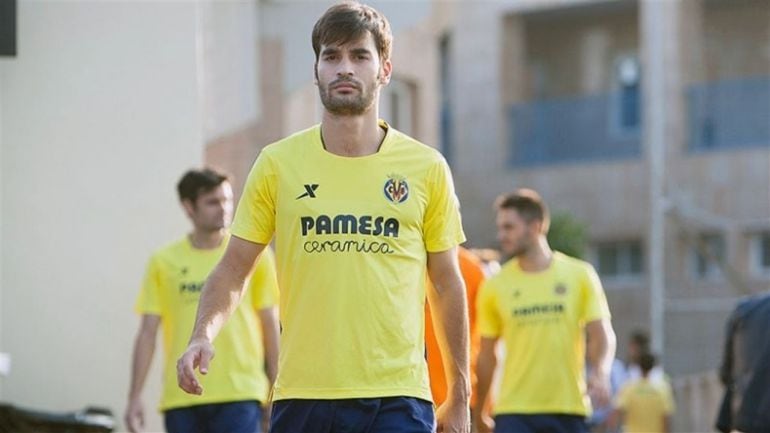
{"left": 164, "top": 400, "right": 262, "bottom": 433}
{"left": 269, "top": 397, "right": 435, "bottom": 433}
{"left": 493, "top": 414, "right": 587, "bottom": 433}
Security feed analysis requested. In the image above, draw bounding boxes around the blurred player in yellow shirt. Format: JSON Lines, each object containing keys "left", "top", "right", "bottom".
{"left": 125, "top": 169, "right": 279, "bottom": 433}
{"left": 475, "top": 189, "right": 616, "bottom": 433}
{"left": 611, "top": 353, "right": 675, "bottom": 433}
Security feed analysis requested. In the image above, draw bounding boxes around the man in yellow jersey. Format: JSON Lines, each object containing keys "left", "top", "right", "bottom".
{"left": 474, "top": 189, "right": 616, "bottom": 433}
{"left": 125, "top": 169, "right": 280, "bottom": 433}
{"left": 176, "top": 3, "right": 470, "bottom": 433}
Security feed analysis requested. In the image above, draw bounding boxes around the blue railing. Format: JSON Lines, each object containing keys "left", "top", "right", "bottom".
{"left": 508, "top": 92, "right": 642, "bottom": 166}
{"left": 688, "top": 76, "right": 770, "bottom": 152}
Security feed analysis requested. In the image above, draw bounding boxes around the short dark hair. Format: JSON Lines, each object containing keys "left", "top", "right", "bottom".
{"left": 312, "top": 2, "right": 392, "bottom": 64}
{"left": 176, "top": 168, "right": 229, "bottom": 204}
{"left": 494, "top": 188, "right": 550, "bottom": 233}
{"left": 630, "top": 330, "right": 651, "bottom": 351}
{"left": 639, "top": 353, "right": 657, "bottom": 375}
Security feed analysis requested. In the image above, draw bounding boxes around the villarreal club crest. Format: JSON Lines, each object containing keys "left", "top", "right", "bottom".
{"left": 384, "top": 174, "right": 409, "bottom": 204}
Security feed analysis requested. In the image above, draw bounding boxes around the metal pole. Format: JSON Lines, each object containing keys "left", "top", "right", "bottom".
{"left": 641, "top": 0, "right": 667, "bottom": 356}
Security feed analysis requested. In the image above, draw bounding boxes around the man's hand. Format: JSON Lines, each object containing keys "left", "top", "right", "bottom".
{"left": 587, "top": 370, "right": 611, "bottom": 407}
{"left": 473, "top": 412, "right": 494, "bottom": 433}
{"left": 124, "top": 397, "right": 144, "bottom": 433}
{"left": 436, "top": 398, "right": 470, "bottom": 433}
{"left": 176, "top": 338, "right": 215, "bottom": 395}
{"left": 262, "top": 401, "right": 273, "bottom": 432}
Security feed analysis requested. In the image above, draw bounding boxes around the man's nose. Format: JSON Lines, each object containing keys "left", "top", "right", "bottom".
{"left": 336, "top": 57, "right": 354, "bottom": 77}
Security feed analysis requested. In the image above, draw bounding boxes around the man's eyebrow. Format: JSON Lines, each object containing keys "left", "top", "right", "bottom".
{"left": 321, "top": 46, "right": 341, "bottom": 55}
{"left": 350, "top": 47, "right": 373, "bottom": 56}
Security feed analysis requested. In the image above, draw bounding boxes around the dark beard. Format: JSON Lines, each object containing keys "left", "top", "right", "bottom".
{"left": 319, "top": 79, "right": 377, "bottom": 116}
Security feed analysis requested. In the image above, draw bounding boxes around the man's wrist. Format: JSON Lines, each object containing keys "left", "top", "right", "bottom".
{"left": 446, "top": 384, "right": 471, "bottom": 405}
{"left": 189, "top": 333, "right": 211, "bottom": 345}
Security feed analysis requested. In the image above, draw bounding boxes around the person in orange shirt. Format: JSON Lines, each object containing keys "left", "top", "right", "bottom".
{"left": 426, "top": 246, "right": 486, "bottom": 409}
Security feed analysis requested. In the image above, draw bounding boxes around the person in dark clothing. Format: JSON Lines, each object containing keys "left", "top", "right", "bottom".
{"left": 716, "top": 292, "right": 770, "bottom": 433}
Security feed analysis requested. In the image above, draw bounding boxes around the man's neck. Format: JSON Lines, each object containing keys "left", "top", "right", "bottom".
{"left": 517, "top": 237, "right": 554, "bottom": 273}
{"left": 320, "top": 109, "right": 385, "bottom": 157}
{"left": 188, "top": 229, "right": 225, "bottom": 250}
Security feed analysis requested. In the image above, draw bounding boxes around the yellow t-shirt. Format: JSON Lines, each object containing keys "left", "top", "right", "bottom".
{"left": 135, "top": 235, "right": 278, "bottom": 411}
{"left": 615, "top": 378, "right": 675, "bottom": 433}
{"left": 477, "top": 252, "right": 610, "bottom": 416}
{"left": 231, "top": 121, "right": 465, "bottom": 401}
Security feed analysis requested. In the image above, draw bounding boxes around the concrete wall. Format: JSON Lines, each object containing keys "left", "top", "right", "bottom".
{"left": 0, "top": 1, "right": 264, "bottom": 431}
{"left": 206, "top": 38, "right": 283, "bottom": 200}
{"left": 0, "top": 2, "right": 201, "bottom": 430}
{"left": 0, "top": 46, "right": 5, "bottom": 395}
{"left": 199, "top": 0, "right": 262, "bottom": 142}
{"left": 522, "top": 3, "right": 639, "bottom": 99}
{"left": 700, "top": 0, "right": 770, "bottom": 82}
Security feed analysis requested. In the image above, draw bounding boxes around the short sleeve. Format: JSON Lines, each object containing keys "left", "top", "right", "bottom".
{"left": 614, "top": 383, "right": 631, "bottom": 409}
{"left": 423, "top": 157, "right": 466, "bottom": 252}
{"left": 661, "top": 382, "right": 676, "bottom": 414}
{"left": 231, "top": 151, "right": 277, "bottom": 245}
{"left": 135, "top": 255, "right": 162, "bottom": 315}
{"left": 476, "top": 280, "right": 502, "bottom": 338}
{"left": 580, "top": 263, "right": 611, "bottom": 323}
{"left": 249, "top": 246, "right": 279, "bottom": 310}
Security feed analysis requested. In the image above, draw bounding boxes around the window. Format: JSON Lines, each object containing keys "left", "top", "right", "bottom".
{"left": 0, "top": 0, "right": 15, "bottom": 57}
{"left": 594, "top": 241, "right": 644, "bottom": 279}
{"left": 612, "top": 56, "right": 641, "bottom": 134}
{"left": 439, "top": 33, "right": 453, "bottom": 164}
{"left": 381, "top": 78, "right": 415, "bottom": 136}
{"left": 750, "top": 232, "right": 770, "bottom": 277}
{"left": 691, "top": 233, "right": 726, "bottom": 280}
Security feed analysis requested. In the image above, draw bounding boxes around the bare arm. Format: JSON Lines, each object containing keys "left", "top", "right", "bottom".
{"left": 258, "top": 306, "right": 280, "bottom": 385}
{"left": 608, "top": 408, "right": 623, "bottom": 432}
{"left": 176, "top": 236, "right": 266, "bottom": 394}
{"left": 473, "top": 337, "right": 497, "bottom": 433}
{"left": 125, "top": 315, "right": 160, "bottom": 433}
{"left": 426, "top": 247, "right": 470, "bottom": 433}
{"left": 586, "top": 318, "right": 617, "bottom": 406}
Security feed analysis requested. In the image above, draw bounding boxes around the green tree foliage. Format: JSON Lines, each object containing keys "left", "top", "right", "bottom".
{"left": 547, "top": 212, "right": 587, "bottom": 259}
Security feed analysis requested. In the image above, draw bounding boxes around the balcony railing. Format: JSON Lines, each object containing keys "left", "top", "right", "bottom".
{"left": 688, "top": 76, "right": 770, "bottom": 152}
{"left": 508, "top": 92, "right": 642, "bottom": 166}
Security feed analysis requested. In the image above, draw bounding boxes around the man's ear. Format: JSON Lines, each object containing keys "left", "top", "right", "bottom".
{"left": 379, "top": 59, "right": 392, "bottom": 85}
{"left": 529, "top": 219, "right": 544, "bottom": 236}
{"left": 181, "top": 199, "right": 196, "bottom": 218}
{"left": 313, "top": 62, "right": 319, "bottom": 86}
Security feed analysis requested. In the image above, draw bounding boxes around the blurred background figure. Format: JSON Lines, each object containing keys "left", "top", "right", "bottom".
{"left": 425, "top": 246, "right": 486, "bottom": 418}
{"left": 125, "top": 169, "right": 279, "bottom": 433}
{"left": 716, "top": 292, "right": 770, "bottom": 433}
{"left": 586, "top": 352, "right": 626, "bottom": 432}
{"left": 610, "top": 353, "right": 675, "bottom": 433}
{"left": 625, "top": 330, "right": 665, "bottom": 383}
{"left": 469, "top": 248, "right": 502, "bottom": 278}
{"left": 474, "top": 189, "right": 616, "bottom": 433}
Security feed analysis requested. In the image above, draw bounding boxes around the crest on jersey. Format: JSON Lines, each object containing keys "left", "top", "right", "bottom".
{"left": 383, "top": 174, "right": 409, "bottom": 204}
{"left": 554, "top": 283, "right": 567, "bottom": 296}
